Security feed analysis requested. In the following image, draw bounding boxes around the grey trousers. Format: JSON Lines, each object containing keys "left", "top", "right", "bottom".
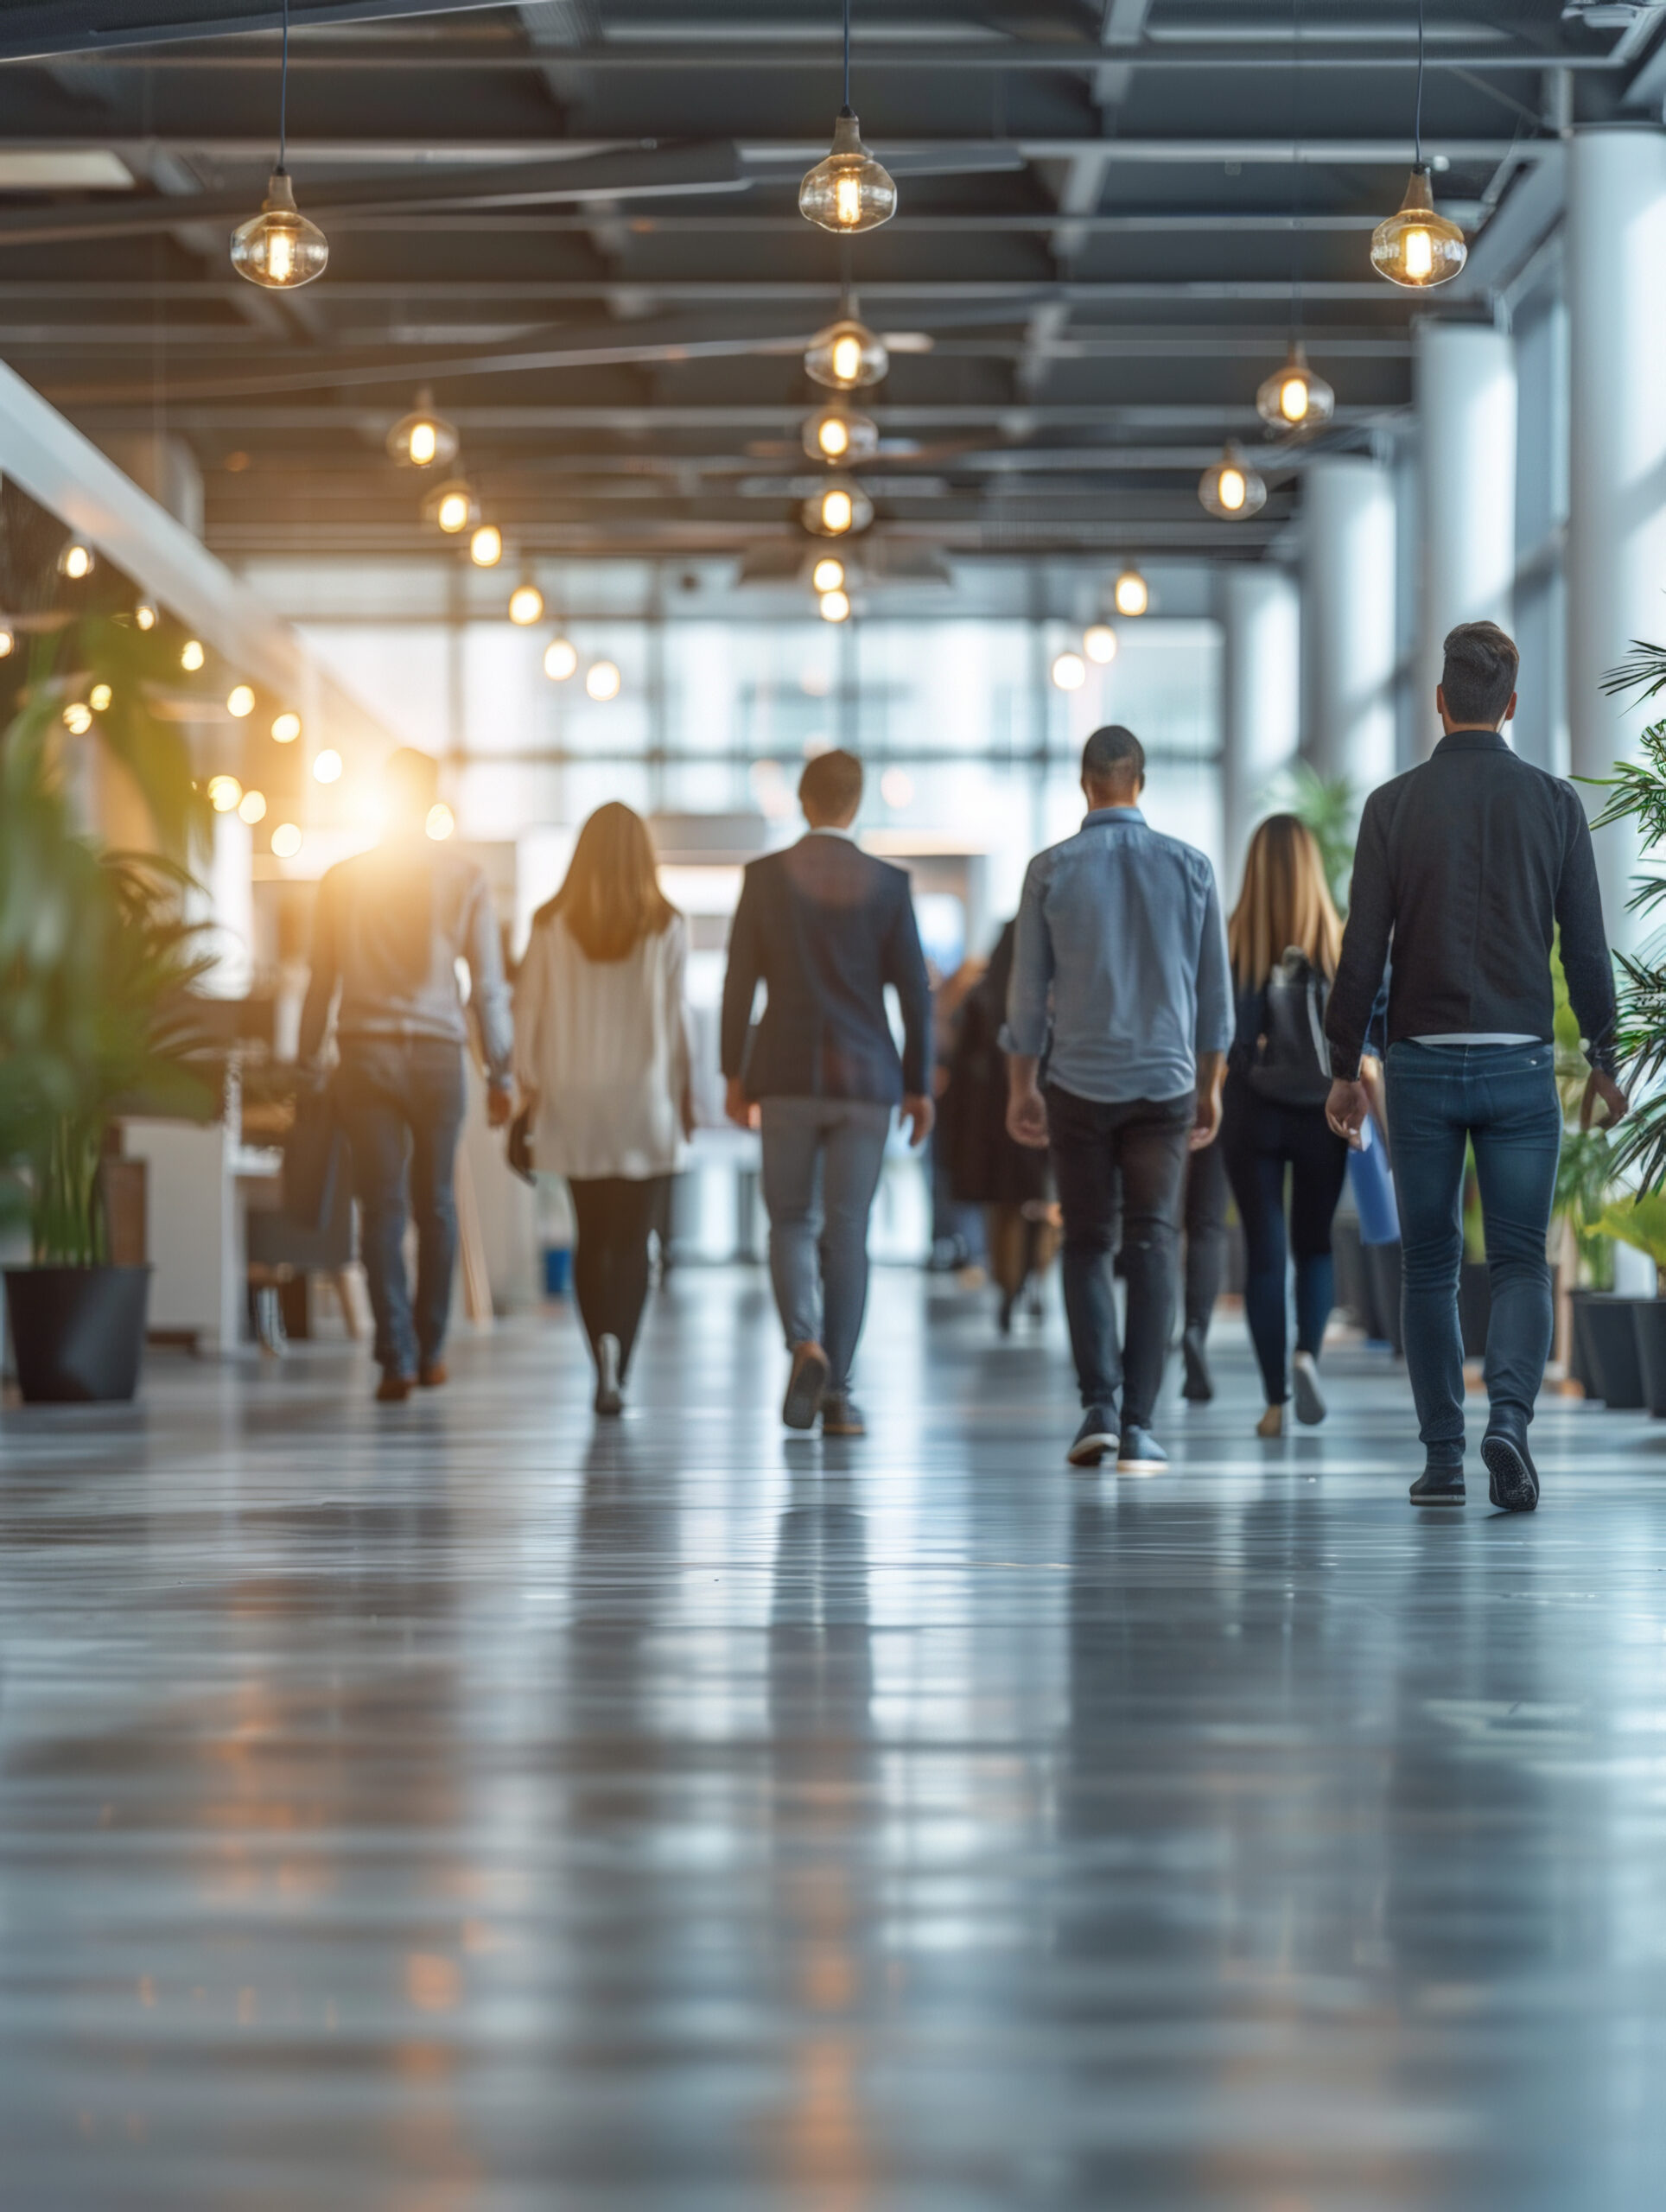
{"left": 760, "top": 1096, "right": 893, "bottom": 1392}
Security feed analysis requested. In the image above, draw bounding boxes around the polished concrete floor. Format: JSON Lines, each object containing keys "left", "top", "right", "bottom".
{"left": 5, "top": 1268, "right": 1666, "bottom": 2209}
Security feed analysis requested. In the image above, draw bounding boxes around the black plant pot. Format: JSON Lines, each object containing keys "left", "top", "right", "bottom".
{"left": 1576, "top": 1294, "right": 1648, "bottom": 1411}
{"left": 1569, "top": 1289, "right": 1595, "bottom": 1394}
{"left": 3, "top": 1266, "right": 151, "bottom": 1404}
{"left": 1459, "top": 1260, "right": 1491, "bottom": 1359}
{"left": 1633, "top": 1301, "right": 1666, "bottom": 1418}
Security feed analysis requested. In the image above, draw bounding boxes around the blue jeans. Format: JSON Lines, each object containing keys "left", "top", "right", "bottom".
{"left": 1385, "top": 1040, "right": 1561, "bottom": 1465}
{"left": 760, "top": 1097, "right": 893, "bottom": 1391}
{"left": 335, "top": 1039, "right": 467, "bottom": 1378}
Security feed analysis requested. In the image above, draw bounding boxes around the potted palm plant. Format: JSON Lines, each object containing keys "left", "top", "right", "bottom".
{"left": 0, "top": 620, "right": 213, "bottom": 1401}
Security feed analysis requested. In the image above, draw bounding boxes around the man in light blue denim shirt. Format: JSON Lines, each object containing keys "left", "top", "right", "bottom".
{"left": 1003, "top": 725, "right": 1233, "bottom": 1473}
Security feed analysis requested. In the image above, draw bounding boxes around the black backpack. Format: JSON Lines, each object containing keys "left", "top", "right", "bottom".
{"left": 1248, "top": 949, "right": 1332, "bottom": 1107}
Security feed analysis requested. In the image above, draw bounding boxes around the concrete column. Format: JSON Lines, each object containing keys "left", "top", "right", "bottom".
{"left": 1218, "top": 564, "right": 1300, "bottom": 903}
{"left": 1301, "top": 456, "right": 1397, "bottom": 795}
{"left": 1567, "top": 126, "right": 1666, "bottom": 937}
{"left": 1415, "top": 321, "right": 1517, "bottom": 752}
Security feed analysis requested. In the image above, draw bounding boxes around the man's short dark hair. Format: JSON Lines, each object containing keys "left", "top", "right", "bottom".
{"left": 1440, "top": 621, "right": 1519, "bottom": 726}
{"left": 1081, "top": 724, "right": 1145, "bottom": 788}
{"left": 800, "top": 747, "right": 863, "bottom": 820}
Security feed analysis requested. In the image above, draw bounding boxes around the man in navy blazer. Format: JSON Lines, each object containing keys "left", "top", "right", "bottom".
{"left": 722, "top": 748, "right": 933, "bottom": 1437}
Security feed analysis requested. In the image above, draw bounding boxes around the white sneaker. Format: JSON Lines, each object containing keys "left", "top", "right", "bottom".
{"left": 1292, "top": 1351, "right": 1326, "bottom": 1427}
{"left": 595, "top": 1333, "right": 623, "bottom": 1417}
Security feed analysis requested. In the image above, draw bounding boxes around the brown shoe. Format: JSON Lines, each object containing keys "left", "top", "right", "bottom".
{"left": 782, "top": 1340, "right": 830, "bottom": 1431}
{"left": 417, "top": 1362, "right": 448, "bottom": 1389}
{"left": 376, "top": 1370, "right": 414, "bottom": 1403}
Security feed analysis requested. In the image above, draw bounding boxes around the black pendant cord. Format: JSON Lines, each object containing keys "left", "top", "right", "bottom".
{"left": 1414, "top": 0, "right": 1425, "bottom": 170}
{"left": 843, "top": 0, "right": 851, "bottom": 112}
{"left": 278, "top": 0, "right": 289, "bottom": 174}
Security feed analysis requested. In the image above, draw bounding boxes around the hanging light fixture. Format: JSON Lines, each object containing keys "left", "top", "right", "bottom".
{"left": 1051, "top": 652, "right": 1086, "bottom": 693}
{"left": 1256, "top": 340, "right": 1335, "bottom": 431}
{"left": 231, "top": 0, "right": 328, "bottom": 289}
{"left": 469, "top": 523, "right": 503, "bottom": 568}
{"left": 425, "top": 803, "right": 455, "bottom": 842}
{"left": 1371, "top": 0, "right": 1466, "bottom": 289}
{"left": 803, "top": 400, "right": 880, "bottom": 464}
{"left": 423, "top": 478, "right": 479, "bottom": 535}
{"left": 227, "top": 683, "right": 256, "bottom": 719}
{"left": 803, "top": 475, "right": 873, "bottom": 537}
{"left": 134, "top": 600, "right": 157, "bottom": 632}
{"left": 89, "top": 683, "right": 113, "bottom": 712}
{"left": 819, "top": 588, "right": 852, "bottom": 623}
{"left": 181, "top": 639, "right": 206, "bottom": 671}
{"left": 811, "top": 556, "right": 846, "bottom": 594}
{"left": 57, "top": 540, "right": 93, "bottom": 580}
{"left": 586, "top": 660, "right": 621, "bottom": 702}
{"left": 1113, "top": 568, "right": 1149, "bottom": 618}
{"left": 543, "top": 639, "right": 579, "bottom": 682}
{"left": 271, "top": 822, "right": 302, "bottom": 859}
{"left": 798, "top": 0, "right": 897, "bottom": 233}
{"left": 313, "top": 748, "right": 343, "bottom": 785}
{"left": 508, "top": 579, "right": 544, "bottom": 626}
{"left": 1083, "top": 625, "right": 1118, "bottom": 666}
{"left": 0, "top": 628, "right": 15, "bottom": 659}
{"left": 271, "top": 710, "right": 302, "bottom": 743}
{"left": 805, "top": 308, "right": 888, "bottom": 392}
{"left": 238, "top": 788, "right": 268, "bottom": 825}
{"left": 1199, "top": 443, "right": 1268, "bottom": 520}
{"left": 62, "top": 701, "right": 93, "bottom": 735}
{"left": 207, "top": 774, "right": 243, "bottom": 812}
{"left": 386, "top": 388, "right": 459, "bottom": 470}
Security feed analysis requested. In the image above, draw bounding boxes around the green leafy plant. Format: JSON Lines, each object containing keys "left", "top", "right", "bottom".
{"left": 1595, "top": 1192, "right": 1666, "bottom": 1296}
{"left": 1262, "top": 761, "right": 1358, "bottom": 909}
{"left": 1588, "top": 640, "right": 1666, "bottom": 1192}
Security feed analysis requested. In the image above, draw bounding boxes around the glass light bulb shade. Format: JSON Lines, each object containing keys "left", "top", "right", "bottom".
{"left": 811, "top": 556, "right": 846, "bottom": 594}
{"left": 181, "top": 639, "right": 205, "bottom": 671}
{"left": 819, "top": 588, "right": 851, "bottom": 623}
{"left": 1199, "top": 444, "right": 1268, "bottom": 520}
{"left": 270, "top": 822, "right": 302, "bottom": 859}
{"left": 423, "top": 478, "right": 479, "bottom": 534}
{"left": 207, "top": 773, "right": 242, "bottom": 812}
{"left": 804, "top": 316, "right": 888, "bottom": 392}
{"left": 804, "top": 403, "right": 880, "bottom": 463}
{"left": 135, "top": 601, "right": 157, "bottom": 631}
{"left": 386, "top": 391, "right": 459, "bottom": 470}
{"left": 238, "top": 788, "right": 267, "bottom": 824}
{"left": 89, "top": 682, "right": 112, "bottom": 711}
{"left": 1051, "top": 652, "right": 1087, "bottom": 693}
{"left": 1256, "top": 341, "right": 1335, "bottom": 430}
{"left": 470, "top": 524, "right": 503, "bottom": 568}
{"left": 802, "top": 475, "right": 874, "bottom": 537}
{"left": 231, "top": 171, "right": 329, "bottom": 289}
{"left": 57, "top": 541, "right": 93, "bottom": 580}
{"left": 0, "top": 629, "right": 14, "bottom": 658}
{"left": 880, "top": 766, "right": 914, "bottom": 809}
{"left": 62, "top": 702, "right": 93, "bottom": 734}
{"left": 585, "top": 660, "right": 621, "bottom": 702}
{"left": 227, "top": 683, "right": 255, "bottom": 718}
{"left": 1371, "top": 168, "right": 1466, "bottom": 289}
{"left": 425, "top": 802, "right": 455, "bottom": 842}
{"left": 543, "top": 639, "right": 578, "bottom": 682}
{"left": 271, "top": 711, "right": 302, "bottom": 743}
{"left": 508, "top": 583, "right": 544, "bottom": 626}
{"left": 1113, "top": 569, "right": 1149, "bottom": 618}
{"left": 798, "top": 110, "right": 898, "bottom": 234}
{"left": 1083, "top": 624, "right": 1118, "bottom": 666}
{"left": 313, "top": 747, "right": 343, "bottom": 785}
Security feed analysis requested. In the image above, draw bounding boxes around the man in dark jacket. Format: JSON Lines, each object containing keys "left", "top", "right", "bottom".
{"left": 722, "top": 749, "right": 933, "bottom": 1438}
{"left": 1326, "top": 621, "right": 1627, "bottom": 1512}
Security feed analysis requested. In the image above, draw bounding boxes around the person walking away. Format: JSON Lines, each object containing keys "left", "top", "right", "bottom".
{"left": 1005, "top": 724, "right": 1233, "bottom": 1471}
{"left": 299, "top": 746, "right": 512, "bottom": 1402}
{"left": 721, "top": 748, "right": 933, "bottom": 1439}
{"left": 513, "top": 804, "right": 692, "bottom": 1418}
{"left": 1222, "top": 815, "right": 1353, "bottom": 1437}
{"left": 944, "top": 918, "right": 1059, "bottom": 1333}
{"left": 1326, "top": 620, "right": 1626, "bottom": 1511}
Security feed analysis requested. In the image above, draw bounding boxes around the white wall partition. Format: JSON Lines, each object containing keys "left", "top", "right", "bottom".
{"left": 1219, "top": 564, "right": 1300, "bottom": 900}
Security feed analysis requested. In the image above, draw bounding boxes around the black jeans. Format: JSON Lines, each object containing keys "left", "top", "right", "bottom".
{"left": 334, "top": 1038, "right": 466, "bottom": 1378}
{"left": 1046, "top": 1084, "right": 1194, "bottom": 1424}
{"left": 1182, "top": 1136, "right": 1230, "bottom": 1337}
{"left": 1220, "top": 1077, "right": 1350, "bottom": 1407}
{"left": 569, "top": 1176, "right": 670, "bottom": 1379}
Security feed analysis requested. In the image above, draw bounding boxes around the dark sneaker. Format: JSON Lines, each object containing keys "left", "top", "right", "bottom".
{"left": 1409, "top": 1463, "right": 1466, "bottom": 1505}
{"left": 822, "top": 1392, "right": 866, "bottom": 1437}
{"left": 1067, "top": 1406, "right": 1119, "bottom": 1466}
{"left": 1180, "top": 1324, "right": 1214, "bottom": 1403}
{"left": 783, "top": 1340, "right": 830, "bottom": 1431}
{"left": 595, "top": 1332, "right": 623, "bottom": 1418}
{"left": 1117, "top": 1426, "right": 1168, "bottom": 1474}
{"left": 375, "top": 1370, "right": 414, "bottom": 1404}
{"left": 1482, "top": 1427, "right": 1539, "bottom": 1514}
{"left": 1292, "top": 1351, "right": 1326, "bottom": 1427}
{"left": 417, "top": 1361, "right": 448, "bottom": 1389}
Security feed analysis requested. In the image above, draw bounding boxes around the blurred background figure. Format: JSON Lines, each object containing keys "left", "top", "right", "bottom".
{"left": 1179, "top": 1142, "right": 1230, "bottom": 1401}
{"left": 941, "top": 918, "right": 1059, "bottom": 1333}
{"left": 1222, "top": 814, "right": 1350, "bottom": 1438}
{"left": 300, "top": 745, "right": 512, "bottom": 1403}
{"left": 514, "top": 803, "right": 692, "bottom": 1417}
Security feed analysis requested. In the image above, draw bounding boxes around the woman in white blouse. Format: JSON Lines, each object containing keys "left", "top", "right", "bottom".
{"left": 513, "top": 804, "right": 692, "bottom": 1414}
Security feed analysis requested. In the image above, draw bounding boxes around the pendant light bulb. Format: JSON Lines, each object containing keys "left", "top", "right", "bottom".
{"left": 804, "top": 402, "right": 879, "bottom": 464}
{"left": 1051, "top": 652, "right": 1087, "bottom": 694}
{"left": 134, "top": 600, "right": 157, "bottom": 631}
{"left": 387, "top": 388, "right": 460, "bottom": 470}
{"left": 1083, "top": 625, "right": 1118, "bottom": 667}
{"left": 544, "top": 639, "right": 578, "bottom": 683}
{"left": 805, "top": 315, "right": 887, "bottom": 393}
{"left": 811, "top": 556, "right": 846, "bottom": 594}
{"left": 819, "top": 588, "right": 852, "bottom": 624}
{"left": 424, "top": 478, "right": 479, "bottom": 535}
{"left": 57, "top": 540, "right": 93, "bottom": 581}
{"left": 1256, "top": 340, "right": 1335, "bottom": 431}
{"left": 469, "top": 523, "right": 503, "bottom": 569}
{"left": 799, "top": 108, "right": 897, "bottom": 234}
{"left": 508, "top": 582, "right": 544, "bottom": 626}
{"left": 1370, "top": 168, "right": 1466, "bottom": 289}
{"left": 1113, "top": 568, "right": 1149, "bottom": 619}
{"left": 1199, "top": 443, "right": 1268, "bottom": 521}
{"left": 231, "top": 170, "right": 328, "bottom": 289}
{"left": 803, "top": 475, "right": 873, "bottom": 538}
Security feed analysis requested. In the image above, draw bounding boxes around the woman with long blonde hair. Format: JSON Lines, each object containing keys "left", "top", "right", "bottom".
{"left": 513, "top": 803, "right": 691, "bottom": 1415}
{"left": 1222, "top": 814, "right": 1350, "bottom": 1437}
